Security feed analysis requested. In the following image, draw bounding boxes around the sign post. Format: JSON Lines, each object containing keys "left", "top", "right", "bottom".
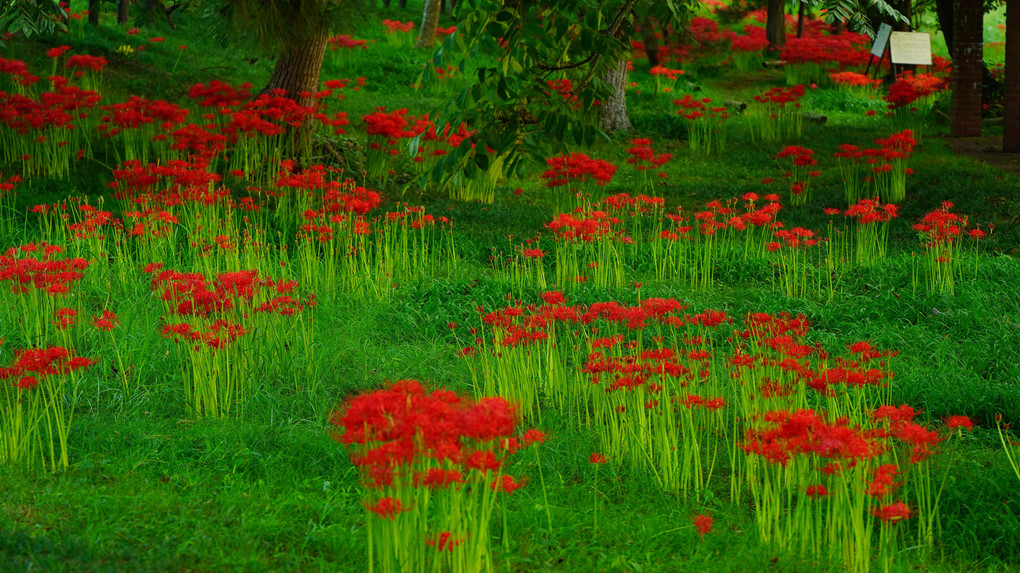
{"left": 865, "top": 23, "right": 894, "bottom": 78}
{"left": 889, "top": 32, "right": 933, "bottom": 66}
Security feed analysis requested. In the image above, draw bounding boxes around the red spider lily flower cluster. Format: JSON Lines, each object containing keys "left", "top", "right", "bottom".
{"left": 833, "top": 131, "right": 916, "bottom": 203}
{"left": 912, "top": 201, "right": 969, "bottom": 251}
{"left": 0, "top": 346, "right": 94, "bottom": 390}
{"left": 381, "top": 19, "right": 415, "bottom": 34}
{"left": 0, "top": 243, "right": 89, "bottom": 295}
{"left": 649, "top": 66, "right": 685, "bottom": 81}
{"left": 64, "top": 54, "right": 107, "bottom": 73}
{"left": 726, "top": 25, "right": 769, "bottom": 53}
{"left": 673, "top": 95, "right": 730, "bottom": 155}
{"left": 767, "top": 227, "right": 820, "bottom": 251}
{"left": 742, "top": 409, "right": 882, "bottom": 467}
{"left": 779, "top": 33, "right": 872, "bottom": 69}
{"left": 749, "top": 85, "right": 805, "bottom": 143}
{"left": 601, "top": 192, "right": 665, "bottom": 216}
{"left": 327, "top": 34, "right": 368, "bottom": 51}
{"left": 0, "top": 343, "right": 96, "bottom": 470}
{"left": 152, "top": 269, "right": 314, "bottom": 320}
{"left": 540, "top": 153, "right": 617, "bottom": 188}
{"left": 188, "top": 80, "right": 252, "bottom": 109}
{"left": 753, "top": 85, "right": 806, "bottom": 109}
{"left": 829, "top": 71, "right": 881, "bottom": 89}
{"left": 673, "top": 94, "right": 729, "bottom": 123}
{"left": 692, "top": 514, "right": 713, "bottom": 539}
{"left": 334, "top": 379, "right": 526, "bottom": 481}
{"left": 333, "top": 380, "right": 541, "bottom": 569}
{"left": 46, "top": 45, "right": 72, "bottom": 60}
{"left": 885, "top": 72, "right": 947, "bottom": 109}
{"left": 626, "top": 138, "right": 673, "bottom": 179}
{"left": 546, "top": 210, "right": 625, "bottom": 243}
{"left": 872, "top": 405, "right": 944, "bottom": 463}
{"left": 843, "top": 198, "right": 898, "bottom": 225}
{"left": 774, "top": 146, "right": 819, "bottom": 205}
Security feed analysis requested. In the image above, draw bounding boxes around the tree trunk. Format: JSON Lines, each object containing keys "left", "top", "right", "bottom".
{"left": 266, "top": 33, "right": 329, "bottom": 105}
{"left": 935, "top": 0, "right": 955, "bottom": 52}
{"left": 415, "top": 0, "right": 442, "bottom": 49}
{"left": 263, "top": 32, "right": 329, "bottom": 157}
{"left": 118, "top": 0, "right": 130, "bottom": 26}
{"left": 796, "top": 2, "right": 805, "bottom": 39}
{"left": 951, "top": 0, "right": 983, "bottom": 137}
{"left": 88, "top": 0, "right": 100, "bottom": 26}
{"left": 1005, "top": 0, "right": 1019, "bottom": 152}
{"left": 766, "top": 0, "right": 786, "bottom": 51}
{"left": 601, "top": 59, "right": 631, "bottom": 132}
{"left": 640, "top": 18, "right": 661, "bottom": 68}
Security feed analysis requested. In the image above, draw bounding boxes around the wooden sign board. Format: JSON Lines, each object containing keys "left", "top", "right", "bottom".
{"left": 870, "top": 23, "right": 893, "bottom": 58}
{"left": 889, "top": 31, "right": 932, "bottom": 65}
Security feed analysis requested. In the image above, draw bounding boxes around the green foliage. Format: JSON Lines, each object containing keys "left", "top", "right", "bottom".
{"left": 0, "top": 0, "right": 66, "bottom": 46}
{"left": 184, "top": 0, "right": 373, "bottom": 54}
{"left": 804, "top": 0, "right": 906, "bottom": 37}
{"left": 422, "top": 0, "right": 698, "bottom": 186}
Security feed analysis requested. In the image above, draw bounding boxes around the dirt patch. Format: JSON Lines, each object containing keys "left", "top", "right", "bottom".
{"left": 943, "top": 136, "right": 1020, "bottom": 179}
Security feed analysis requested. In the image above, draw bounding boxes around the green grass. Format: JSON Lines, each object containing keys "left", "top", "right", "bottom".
{"left": 2, "top": 2, "right": 1020, "bottom": 572}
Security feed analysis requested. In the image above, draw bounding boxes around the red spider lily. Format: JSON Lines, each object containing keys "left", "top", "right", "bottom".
{"left": 381, "top": 19, "right": 415, "bottom": 33}
{"left": 626, "top": 138, "right": 673, "bottom": 180}
{"left": 424, "top": 531, "right": 465, "bottom": 552}
{"left": 490, "top": 475, "right": 524, "bottom": 494}
{"left": 0, "top": 242, "right": 89, "bottom": 295}
{"left": 844, "top": 199, "right": 898, "bottom": 225}
{"left": 649, "top": 65, "right": 684, "bottom": 80}
{"left": 806, "top": 484, "right": 830, "bottom": 498}
{"left": 729, "top": 26, "right": 769, "bottom": 53}
{"left": 885, "top": 72, "right": 946, "bottom": 109}
{"left": 332, "top": 380, "right": 528, "bottom": 488}
{"left": 692, "top": 514, "right": 713, "bottom": 539}
{"left": 0, "top": 346, "right": 94, "bottom": 380}
{"left": 589, "top": 453, "right": 607, "bottom": 464}
{"left": 46, "top": 46, "right": 72, "bottom": 59}
{"left": 363, "top": 497, "right": 410, "bottom": 520}
{"left": 327, "top": 34, "right": 368, "bottom": 50}
{"left": 779, "top": 33, "right": 872, "bottom": 69}
{"left": 92, "top": 309, "right": 118, "bottom": 331}
{"left": 913, "top": 201, "right": 968, "bottom": 249}
{"left": 754, "top": 85, "right": 805, "bottom": 107}
{"left": 945, "top": 416, "right": 974, "bottom": 432}
{"left": 53, "top": 307, "right": 77, "bottom": 330}
{"left": 523, "top": 429, "right": 547, "bottom": 445}
{"left": 546, "top": 210, "right": 623, "bottom": 243}
{"left": 868, "top": 464, "right": 902, "bottom": 497}
{"left": 64, "top": 54, "right": 107, "bottom": 73}
{"left": 741, "top": 409, "right": 882, "bottom": 467}
{"left": 872, "top": 501, "right": 912, "bottom": 523}
{"left": 187, "top": 80, "right": 252, "bottom": 109}
{"left": 830, "top": 71, "right": 881, "bottom": 89}
{"left": 540, "top": 153, "right": 617, "bottom": 188}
